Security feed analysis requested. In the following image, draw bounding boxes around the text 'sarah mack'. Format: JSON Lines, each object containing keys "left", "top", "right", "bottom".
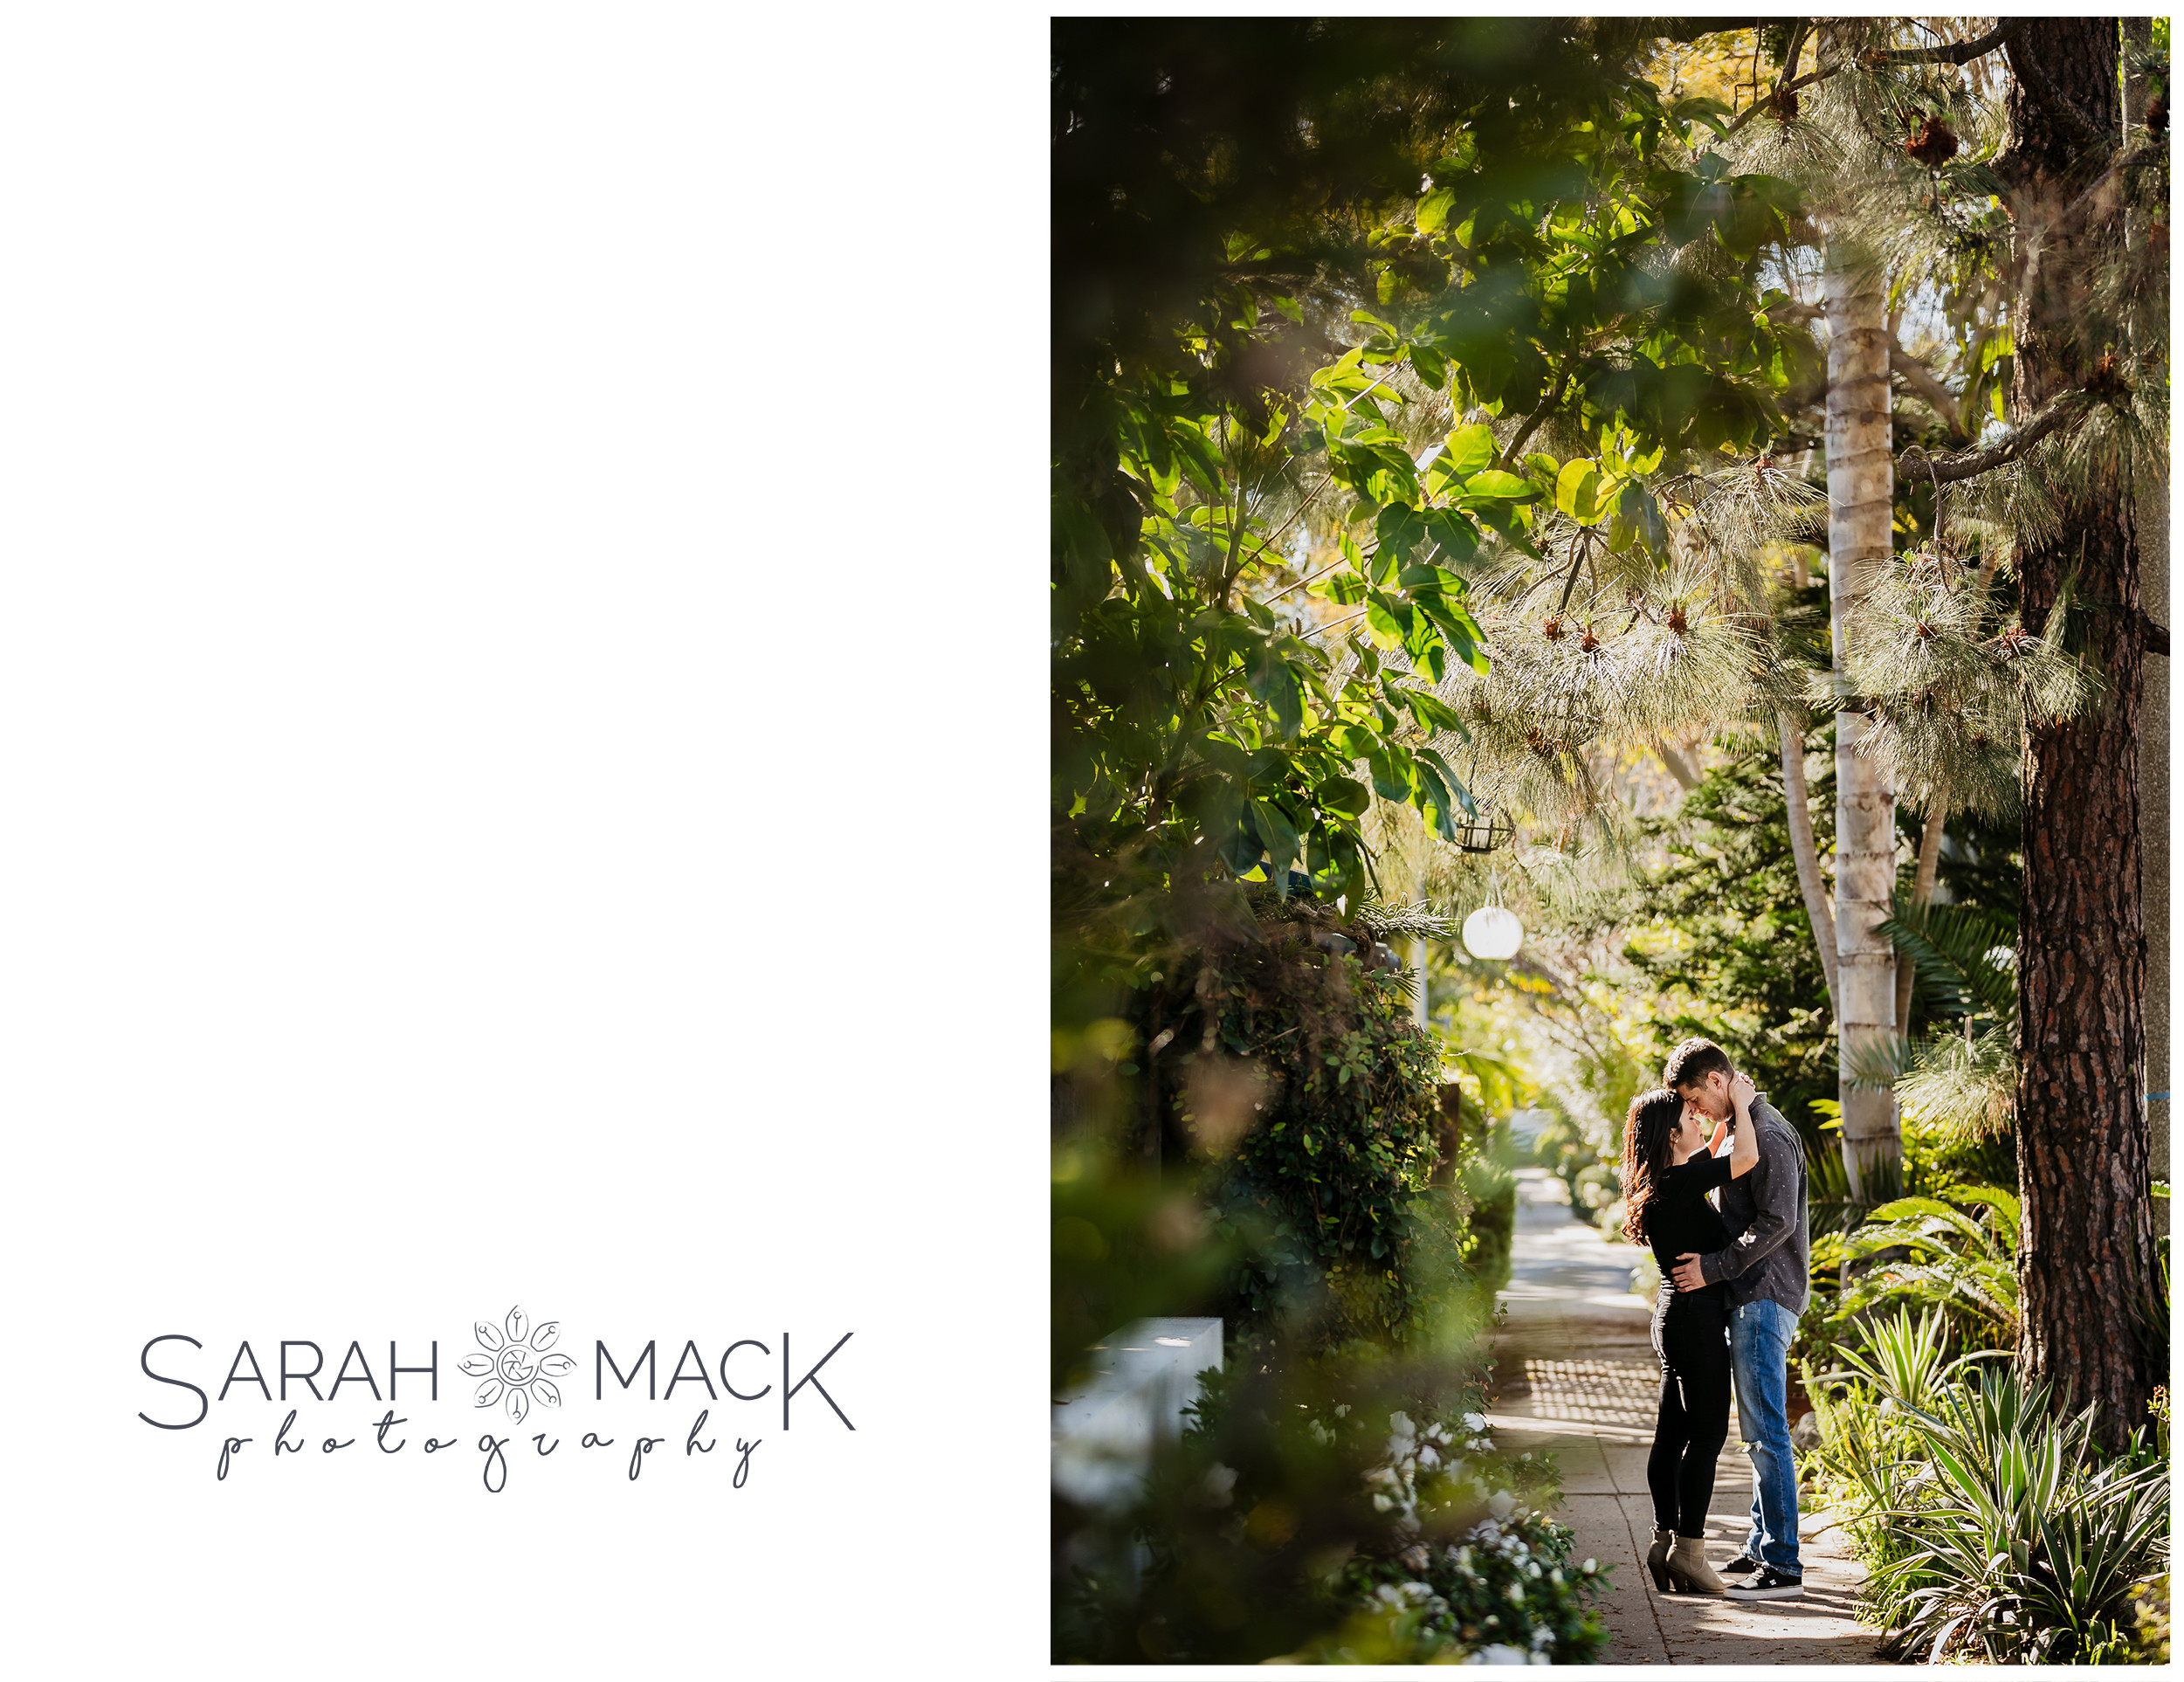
{"left": 137, "top": 1334, "right": 856, "bottom": 1431}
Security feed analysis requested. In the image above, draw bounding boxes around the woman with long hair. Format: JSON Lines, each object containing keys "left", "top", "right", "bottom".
{"left": 1620, "top": 1072, "right": 1759, "bottom": 1595}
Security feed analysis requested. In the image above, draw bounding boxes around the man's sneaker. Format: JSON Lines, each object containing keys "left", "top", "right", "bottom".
{"left": 1726, "top": 1568, "right": 1804, "bottom": 1601}
{"left": 1720, "top": 1554, "right": 1762, "bottom": 1575}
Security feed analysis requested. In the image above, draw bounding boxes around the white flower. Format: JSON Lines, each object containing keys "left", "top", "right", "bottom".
{"left": 1333, "top": 1403, "right": 1350, "bottom": 1417}
{"left": 1388, "top": 1410, "right": 1415, "bottom": 1435}
{"left": 1201, "top": 1463, "right": 1237, "bottom": 1506}
{"left": 1464, "top": 1644, "right": 1530, "bottom": 1665}
{"left": 1417, "top": 1444, "right": 1441, "bottom": 1470}
{"left": 1506, "top": 1581, "right": 1526, "bottom": 1604}
{"left": 1373, "top": 1492, "right": 1394, "bottom": 1512}
{"left": 1308, "top": 1421, "right": 1334, "bottom": 1445}
{"left": 1488, "top": 1490, "right": 1516, "bottom": 1520}
{"left": 1463, "top": 1411, "right": 1487, "bottom": 1433}
{"left": 1366, "top": 1465, "right": 1398, "bottom": 1487}
{"left": 1526, "top": 1561, "right": 1542, "bottom": 1579}
{"left": 1530, "top": 1624, "right": 1555, "bottom": 1650}
{"left": 1581, "top": 1558, "right": 1597, "bottom": 1574}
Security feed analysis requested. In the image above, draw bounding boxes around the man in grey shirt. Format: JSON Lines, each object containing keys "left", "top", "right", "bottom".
{"left": 1664, "top": 1037, "right": 1809, "bottom": 1601}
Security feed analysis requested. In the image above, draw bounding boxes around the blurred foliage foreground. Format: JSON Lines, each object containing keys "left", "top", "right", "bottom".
{"left": 1051, "top": 886, "right": 1562, "bottom": 1663}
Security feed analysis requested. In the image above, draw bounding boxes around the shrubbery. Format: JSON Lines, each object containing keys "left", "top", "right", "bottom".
{"left": 1797, "top": 1309, "right": 2170, "bottom": 1664}
{"left": 1055, "top": 1357, "right": 1609, "bottom": 1664}
{"left": 1140, "top": 891, "right": 1485, "bottom": 1356}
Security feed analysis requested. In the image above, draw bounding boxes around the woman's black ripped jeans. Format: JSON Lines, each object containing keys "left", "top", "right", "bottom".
{"left": 1648, "top": 1281, "right": 1732, "bottom": 1535}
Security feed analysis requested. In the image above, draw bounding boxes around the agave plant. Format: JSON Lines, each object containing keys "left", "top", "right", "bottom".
{"left": 1855, "top": 1359, "right": 2169, "bottom": 1663}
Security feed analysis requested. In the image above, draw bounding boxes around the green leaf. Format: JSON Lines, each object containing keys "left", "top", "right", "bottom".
{"left": 1365, "top": 590, "right": 1413, "bottom": 642}
{"left": 1410, "top": 344, "right": 1447, "bottom": 390}
{"left": 1554, "top": 458, "right": 1602, "bottom": 522}
{"left": 1247, "top": 649, "right": 1305, "bottom": 739}
{"left": 1415, "top": 589, "right": 1491, "bottom": 674}
{"left": 1367, "top": 742, "right": 1416, "bottom": 803}
{"left": 1418, "top": 507, "right": 1479, "bottom": 567}
{"left": 1374, "top": 501, "right": 1425, "bottom": 572}
{"left": 1316, "top": 775, "right": 1370, "bottom": 818}
{"left": 1250, "top": 799, "right": 1301, "bottom": 882}
{"left": 1414, "top": 755, "right": 1459, "bottom": 840}
{"left": 1417, "top": 748, "right": 1476, "bottom": 813}
{"left": 1462, "top": 470, "right": 1533, "bottom": 500}
{"left": 1416, "top": 185, "right": 1458, "bottom": 234}
{"left": 1436, "top": 422, "right": 1497, "bottom": 481}
{"left": 1400, "top": 686, "right": 1466, "bottom": 734}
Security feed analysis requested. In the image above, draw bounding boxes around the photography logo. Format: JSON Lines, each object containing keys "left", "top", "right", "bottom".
{"left": 138, "top": 1307, "right": 854, "bottom": 1494}
{"left": 460, "top": 1306, "right": 574, "bottom": 1423}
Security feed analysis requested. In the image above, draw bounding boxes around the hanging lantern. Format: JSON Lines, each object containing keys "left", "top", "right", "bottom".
{"left": 1462, "top": 904, "right": 1524, "bottom": 961}
{"left": 1453, "top": 805, "right": 1514, "bottom": 854}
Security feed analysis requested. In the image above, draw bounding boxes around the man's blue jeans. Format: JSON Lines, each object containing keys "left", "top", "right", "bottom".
{"left": 1729, "top": 1298, "right": 1801, "bottom": 1575}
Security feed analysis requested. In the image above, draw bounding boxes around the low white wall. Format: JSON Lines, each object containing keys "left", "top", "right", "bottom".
{"left": 1051, "top": 1317, "right": 1222, "bottom": 1509}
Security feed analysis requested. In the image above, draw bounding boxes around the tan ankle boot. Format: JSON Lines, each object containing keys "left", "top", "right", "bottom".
{"left": 1667, "top": 1534, "right": 1726, "bottom": 1596}
{"left": 1646, "top": 1527, "right": 1675, "bottom": 1592}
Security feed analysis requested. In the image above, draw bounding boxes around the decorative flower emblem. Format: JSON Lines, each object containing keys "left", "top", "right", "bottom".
{"left": 459, "top": 1305, "right": 575, "bottom": 1423}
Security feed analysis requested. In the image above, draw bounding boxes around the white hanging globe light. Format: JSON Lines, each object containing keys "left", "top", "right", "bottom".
{"left": 1463, "top": 904, "right": 1524, "bottom": 961}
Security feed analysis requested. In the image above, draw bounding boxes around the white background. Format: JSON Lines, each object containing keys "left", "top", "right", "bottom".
{"left": 0, "top": 7, "right": 1048, "bottom": 1675}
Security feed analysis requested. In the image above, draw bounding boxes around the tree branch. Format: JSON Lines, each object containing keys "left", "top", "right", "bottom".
{"left": 1716, "top": 22, "right": 2023, "bottom": 141}
{"left": 1778, "top": 708, "right": 1839, "bottom": 1020}
{"left": 1912, "top": 394, "right": 2082, "bottom": 485}
{"left": 1889, "top": 334, "right": 1967, "bottom": 441}
{"left": 1883, "top": 21, "right": 2018, "bottom": 67}
{"left": 1496, "top": 367, "right": 1570, "bottom": 472}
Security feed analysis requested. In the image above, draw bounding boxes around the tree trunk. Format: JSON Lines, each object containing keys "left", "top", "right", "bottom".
{"left": 2123, "top": 17, "right": 2170, "bottom": 1225}
{"left": 1652, "top": 734, "right": 1702, "bottom": 792}
{"left": 2002, "top": 17, "right": 2160, "bottom": 1447}
{"left": 1893, "top": 804, "right": 1946, "bottom": 1030}
{"left": 1824, "top": 239, "right": 1899, "bottom": 1196}
{"left": 1778, "top": 709, "right": 1839, "bottom": 1020}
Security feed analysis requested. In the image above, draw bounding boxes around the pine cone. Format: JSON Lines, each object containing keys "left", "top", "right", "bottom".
{"left": 1905, "top": 114, "right": 1960, "bottom": 168}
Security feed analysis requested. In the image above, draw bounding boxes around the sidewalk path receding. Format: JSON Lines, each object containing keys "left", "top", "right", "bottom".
{"left": 1489, "top": 1168, "right": 1879, "bottom": 1665}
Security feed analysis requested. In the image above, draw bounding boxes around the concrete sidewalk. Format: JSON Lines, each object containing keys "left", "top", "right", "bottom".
{"left": 1491, "top": 1168, "right": 1879, "bottom": 1665}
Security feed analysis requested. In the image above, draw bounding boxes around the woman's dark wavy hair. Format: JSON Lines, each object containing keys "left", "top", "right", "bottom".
{"left": 1619, "top": 1087, "right": 1687, "bottom": 1247}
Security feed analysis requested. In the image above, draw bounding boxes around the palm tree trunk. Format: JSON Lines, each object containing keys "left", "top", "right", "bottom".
{"left": 1825, "top": 239, "right": 1900, "bottom": 1197}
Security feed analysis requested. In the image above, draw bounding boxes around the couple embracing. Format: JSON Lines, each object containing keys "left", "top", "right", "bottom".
{"left": 1619, "top": 1037, "right": 1809, "bottom": 1602}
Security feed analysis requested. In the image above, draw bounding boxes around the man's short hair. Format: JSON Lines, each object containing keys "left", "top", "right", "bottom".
{"left": 1664, "top": 1037, "right": 1733, "bottom": 1092}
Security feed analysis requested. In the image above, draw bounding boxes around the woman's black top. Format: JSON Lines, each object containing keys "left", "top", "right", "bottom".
{"left": 1645, "top": 1147, "right": 1733, "bottom": 1313}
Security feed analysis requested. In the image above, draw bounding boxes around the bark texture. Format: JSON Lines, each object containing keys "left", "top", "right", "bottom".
{"left": 2123, "top": 17, "right": 2170, "bottom": 1215}
{"left": 2001, "top": 17, "right": 2160, "bottom": 1444}
{"left": 1824, "top": 241, "right": 1899, "bottom": 1194}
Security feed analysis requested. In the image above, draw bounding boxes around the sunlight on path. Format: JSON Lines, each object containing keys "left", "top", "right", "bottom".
{"left": 1489, "top": 1168, "right": 1878, "bottom": 1665}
